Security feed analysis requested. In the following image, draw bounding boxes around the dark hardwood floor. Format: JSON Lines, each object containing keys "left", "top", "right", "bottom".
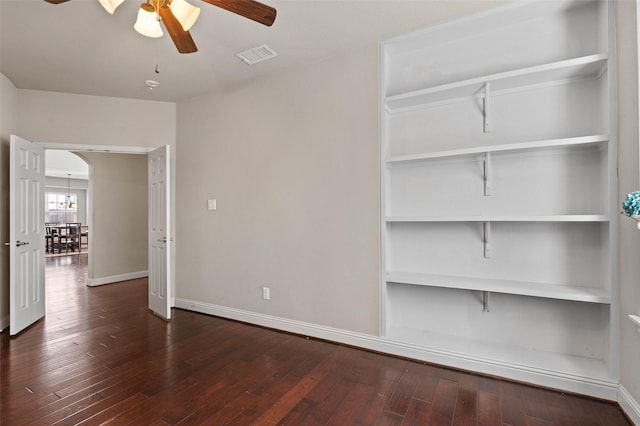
{"left": 0, "top": 254, "right": 632, "bottom": 425}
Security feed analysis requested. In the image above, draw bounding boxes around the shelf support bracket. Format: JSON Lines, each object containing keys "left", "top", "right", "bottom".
{"left": 483, "top": 291, "right": 490, "bottom": 312}
{"left": 483, "top": 221, "right": 492, "bottom": 258}
{"left": 483, "top": 82, "right": 491, "bottom": 133}
{"left": 484, "top": 152, "right": 492, "bottom": 196}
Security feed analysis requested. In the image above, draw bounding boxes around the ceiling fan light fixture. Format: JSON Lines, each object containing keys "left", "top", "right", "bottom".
{"left": 169, "top": 0, "right": 200, "bottom": 31}
{"left": 46, "top": 0, "right": 277, "bottom": 54}
{"left": 98, "top": 0, "right": 125, "bottom": 14}
{"left": 134, "top": 3, "right": 163, "bottom": 38}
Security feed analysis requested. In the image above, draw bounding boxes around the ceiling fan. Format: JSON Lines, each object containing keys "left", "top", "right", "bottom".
{"left": 43, "top": 0, "right": 277, "bottom": 54}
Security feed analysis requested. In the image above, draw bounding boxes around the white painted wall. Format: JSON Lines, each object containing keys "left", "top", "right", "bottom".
{"left": 616, "top": 0, "right": 640, "bottom": 418}
{"left": 0, "top": 73, "right": 18, "bottom": 329}
{"left": 82, "top": 152, "right": 148, "bottom": 280}
{"left": 176, "top": 48, "right": 381, "bottom": 335}
{"left": 16, "top": 89, "right": 176, "bottom": 147}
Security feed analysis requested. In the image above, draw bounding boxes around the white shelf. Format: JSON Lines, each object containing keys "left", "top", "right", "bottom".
{"left": 385, "top": 54, "right": 608, "bottom": 112}
{"left": 386, "top": 271, "right": 611, "bottom": 304}
{"left": 386, "top": 135, "right": 608, "bottom": 165}
{"left": 385, "top": 326, "right": 614, "bottom": 383}
{"left": 385, "top": 215, "right": 609, "bottom": 223}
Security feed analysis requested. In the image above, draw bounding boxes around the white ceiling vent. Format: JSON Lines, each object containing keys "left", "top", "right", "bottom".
{"left": 236, "top": 44, "right": 278, "bottom": 65}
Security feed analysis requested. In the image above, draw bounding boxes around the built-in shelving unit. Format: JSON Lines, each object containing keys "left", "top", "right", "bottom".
{"left": 381, "top": 0, "right": 618, "bottom": 399}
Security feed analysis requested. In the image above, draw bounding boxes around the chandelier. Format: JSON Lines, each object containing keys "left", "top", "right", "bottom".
{"left": 58, "top": 173, "right": 75, "bottom": 210}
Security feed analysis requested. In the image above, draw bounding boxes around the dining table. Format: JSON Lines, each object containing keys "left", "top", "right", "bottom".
{"left": 45, "top": 224, "right": 88, "bottom": 254}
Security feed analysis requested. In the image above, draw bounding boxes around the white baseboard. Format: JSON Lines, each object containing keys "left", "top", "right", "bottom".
{"left": 619, "top": 385, "right": 640, "bottom": 425}
{"left": 174, "top": 298, "right": 619, "bottom": 401}
{"left": 87, "top": 270, "right": 148, "bottom": 287}
{"left": 0, "top": 315, "right": 8, "bottom": 332}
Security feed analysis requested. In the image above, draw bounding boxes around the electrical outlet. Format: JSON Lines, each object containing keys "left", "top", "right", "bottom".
{"left": 262, "top": 287, "right": 270, "bottom": 300}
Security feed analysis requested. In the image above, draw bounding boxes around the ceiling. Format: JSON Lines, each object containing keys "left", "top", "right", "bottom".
{"left": 0, "top": 0, "right": 506, "bottom": 102}
{"left": 46, "top": 150, "right": 89, "bottom": 179}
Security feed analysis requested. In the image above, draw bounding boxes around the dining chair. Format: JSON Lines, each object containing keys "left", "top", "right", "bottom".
{"left": 45, "top": 223, "right": 59, "bottom": 254}
{"left": 61, "top": 223, "right": 81, "bottom": 254}
{"left": 80, "top": 225, "right": 89, "bottom": 251}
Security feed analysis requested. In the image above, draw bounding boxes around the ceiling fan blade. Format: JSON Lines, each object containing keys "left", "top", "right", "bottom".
{"left": 44, "top": 0, "right": 72, "bottom": 3}
{"left": 158, "top": 6, "right": 198, "bottom": 54}
{"left": 202, "top": 0, "right": 276, "bottom": 27}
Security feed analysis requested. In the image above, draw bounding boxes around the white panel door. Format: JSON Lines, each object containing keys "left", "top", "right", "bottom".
{"left": 9, "top": 135, "right": 45, "bottom": 335}
{"left": 148, "top": 145, "right": 171, "bottom": 319}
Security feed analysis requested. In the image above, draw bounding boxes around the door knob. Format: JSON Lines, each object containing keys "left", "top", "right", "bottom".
{"left": 4, "top": 241, "right": 29, "bottom": 247}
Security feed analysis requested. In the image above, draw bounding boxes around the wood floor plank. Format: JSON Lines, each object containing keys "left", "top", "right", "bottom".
{"left": 524, "top": 414, "right": 554, "bottom": 426}
{"left": 401, "top": 398, "right": 433, "bottom": 425}
{"left": 478, "top": 391, "right": 502, "bottom": 426}
{"left": 226, "top": 373, "right": 301, "bottom": 424}
{"left": 0, "top": 254, "right": 632, "bottom": 425}
{"left": 74, "top": 392, "right": 149, "bottom": 425}
{"left": 522, "top": 384, "right": 553, "bottom": 422}
{"left": 412, "top": 364, "right": 441, "bottom": 403}
{"left": 427, "top": 378, "right": 458, "bottom": 424}
{"left": 304, "top": 367, "right": 346, "bottom": 402}
{"left": 28, "top": 385, "right": 121, "bottom": 425}
{"left": 48, "top": 387, "right": 137, "bottom": 426}
{"left": 115, "top": 377, "right": 201, "bottom": 424}
{"left": 353, "top": 376, "right": 398, "bottom": 425}
{"left": 276, "top": 397, "right": 318, "bottom": 425}
{"left": 453, "top": 387, "right": 478, "bottom": 425}
{"left": 14, "top": 373, "right": 127, "bottom": 424}
{"left": 377, "top": 411, "right": 405, "bottom": 426}
{"left": 325, "top": 382, "right": 373, "bottom": 425}
{"left": 384, "top": 362, "right": 422, "bottom": 416}
{"left": 500, "top": 381, "right": 529, "bottom": 425}
{"left": 307, "top": 378, "right": 357, "bottom": 424}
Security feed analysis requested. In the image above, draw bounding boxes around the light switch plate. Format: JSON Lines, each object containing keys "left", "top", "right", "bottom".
{"left": 207, "top": 199, "right": 216, "bottom": 210}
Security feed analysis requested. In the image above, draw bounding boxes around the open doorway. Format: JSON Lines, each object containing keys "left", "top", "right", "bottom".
{"left": 44, "top": 149, "right": 149, "bottom": 287}
{"left": 8, "top": 135, "right": 172, "bottom": 335}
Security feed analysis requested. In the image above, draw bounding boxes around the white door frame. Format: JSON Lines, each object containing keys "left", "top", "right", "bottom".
{"left": 37, "top": 142, "right": 175, "bottom": 310}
